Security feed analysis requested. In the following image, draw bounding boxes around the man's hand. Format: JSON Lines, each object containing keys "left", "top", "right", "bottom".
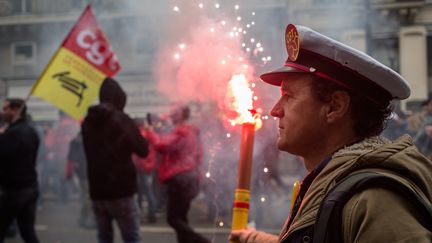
{"left": 229, "top": 228, "right": 256, "bottom": 243}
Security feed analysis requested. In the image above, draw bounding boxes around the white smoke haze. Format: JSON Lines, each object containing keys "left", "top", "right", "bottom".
{"left": 8, "top": 0, "right": 408, "bottom": 239}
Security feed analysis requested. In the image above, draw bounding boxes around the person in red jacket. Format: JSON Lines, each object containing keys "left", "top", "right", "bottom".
{"left": 150, "top": 105, "right": 209, "bottom": 243}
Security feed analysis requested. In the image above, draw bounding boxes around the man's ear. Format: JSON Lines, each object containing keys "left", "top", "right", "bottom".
{"left": 326, "top": 90, "right": 350, "bottom": 123}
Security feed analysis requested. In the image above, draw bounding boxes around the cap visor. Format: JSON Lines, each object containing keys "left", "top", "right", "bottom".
{"left": 260, "top": 66, "right": 306, "bottom": 86}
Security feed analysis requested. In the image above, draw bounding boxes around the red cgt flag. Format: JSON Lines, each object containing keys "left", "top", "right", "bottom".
{"left": 31, "top": 5, "right": 121, "bottom": 120}
{"left": 62, "top": 5, "right": 120, "bottom": 76}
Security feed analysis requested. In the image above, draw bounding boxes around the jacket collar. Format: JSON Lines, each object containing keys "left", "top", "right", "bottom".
{"left": 279, "top": 136, "right": 396, "bottom": 241}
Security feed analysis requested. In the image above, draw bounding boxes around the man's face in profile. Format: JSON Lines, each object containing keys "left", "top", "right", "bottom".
{"left": 270, "top": 75, "right": 329, "bottom": 156}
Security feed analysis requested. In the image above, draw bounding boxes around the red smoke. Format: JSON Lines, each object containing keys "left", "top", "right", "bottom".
{"left": 155, "top": 16, "right": 255, "bottom": 118}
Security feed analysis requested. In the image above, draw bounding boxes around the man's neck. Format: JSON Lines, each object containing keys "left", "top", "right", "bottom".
{"left": 302, "top": 132, "right": 359, "bottom": 172}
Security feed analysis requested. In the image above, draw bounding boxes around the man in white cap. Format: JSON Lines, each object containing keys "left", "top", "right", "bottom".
{"left": 229, "top": 24, "right": 432, "bottom": 243}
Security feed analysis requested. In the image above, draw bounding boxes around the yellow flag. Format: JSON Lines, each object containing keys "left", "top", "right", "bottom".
{"left": 31, "top": 5, "right": 121, "bottom": 120}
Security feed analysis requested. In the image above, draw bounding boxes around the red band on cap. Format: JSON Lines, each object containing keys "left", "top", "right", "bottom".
{"left": 285, "top": 62, "right": 351, "bottom": 91}
{"left": 284, "top": 49, "right": 392, "bottom": 107}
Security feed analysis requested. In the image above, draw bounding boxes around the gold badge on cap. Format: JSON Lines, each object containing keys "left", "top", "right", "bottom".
{"left": 285, "top": 24, "right": 300, "bottom": 62}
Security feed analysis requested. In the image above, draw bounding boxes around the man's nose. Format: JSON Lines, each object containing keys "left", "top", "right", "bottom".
{"left": 270, "top": 101, "right": 283, "bottom": 118}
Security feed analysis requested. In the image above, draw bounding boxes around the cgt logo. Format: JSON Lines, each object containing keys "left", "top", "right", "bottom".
{"left": 76, "top": 29, "right": 119, "bottom": 72}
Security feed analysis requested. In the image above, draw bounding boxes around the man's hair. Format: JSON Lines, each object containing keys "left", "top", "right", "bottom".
{"left": 6, "top": 98, "right": 26, "bottom": 118}
{"left": 309, "top": 75, "right": 392, "bottom": 138}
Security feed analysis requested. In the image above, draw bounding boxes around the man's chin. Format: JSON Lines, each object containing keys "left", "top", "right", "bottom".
{"left": 276, "top": 140, "right": 288, "bottom": 151}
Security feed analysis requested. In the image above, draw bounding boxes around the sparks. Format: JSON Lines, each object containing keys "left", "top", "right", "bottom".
{"left": 250, "top": 38, "right": 255, "bottom": 43}
{"left": 179, "top": 43, "right": 186, "bottom": 50}
{"left": 205, "top": 172, "right": 211, "bottom": 178}
{"left": 237, "top": 16, "right": 242, "bottom": 21}
{"left": 210, "top": 28, "right": 215, "bottom": 32}
{"left": 263, "top": 167, "right": 269, "bottom": 173}
{"left": 260, "top": 197, "right": 266, "bottom": 202}
{"left": 225, "top": 74, "right": 261, "bottom": 125}
{"left": 251, "top": 83, "right": 256, "bottom": 88}
{"left": 226, "top": 133, "right": 231, "bottom": 138}
{"left": 234, "top": 5, "right": 239, "bottom": 10}
{"left": 215, "top": 3, "right": 220, "bottom": 8}
{"left": 218, "top": 221, "right": 224, "bottom": 227}
{"left": 221, "top": 20, "right": 226, "bottom": 25}
{"left": 173, "top": 53, "right": 180, "bottom": 59}
{"left": 173, "top": 6, "right": 180, "bottom": 12}
{"left": 198, "top": 3, "right": 204, "bottom": 8}
{"left": 221, "top": 59, "right": 226, "bottom": 65}
{"left": 252, "top": 12, "right": 256, "bottom": 16}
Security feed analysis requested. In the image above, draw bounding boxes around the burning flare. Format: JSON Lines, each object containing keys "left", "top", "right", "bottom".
{"left": 225, "top": 74, "right": 261, "bottom": 127}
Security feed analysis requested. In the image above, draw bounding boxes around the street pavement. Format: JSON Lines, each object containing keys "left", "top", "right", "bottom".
{"left": 4, "top": 193, "right": 284, "bottom": 243}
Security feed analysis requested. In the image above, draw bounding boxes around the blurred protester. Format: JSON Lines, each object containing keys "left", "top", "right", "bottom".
{"left": 82, "top": 78, "right": 149, "bottom": 243}
{"left": 0, "top": 109, "right": 18, "bottom": 240}
{"left": 0, "top": 98, "right": 40, "bottom": 243}
{"left": 414, "top": 98, "right": 432, "bottom": 159}
{"left": 407, "top": 99, "right": 429, "bottom": 135}
{"left": 43, "top": 111, "right": 78, "bottom": 202}
{"left": 150, "top": 105, "right": 210, "bottom": 243}
{"left": 33, "top": 122, "right": 49, "bottom": 207}
{"left": 381, "top": 103, "right": 409, "bottom": 140}
{"left": 66, "top": 132, "right": 96, "bottom": 229}
{"left": 0, "top": 113, "right": 6, "bottom": 132}
{"left": 132, "top": 117, "right": 158, "bottom": 224}
{"left": 230, "top": 24, "right": 432, "bottom": 242}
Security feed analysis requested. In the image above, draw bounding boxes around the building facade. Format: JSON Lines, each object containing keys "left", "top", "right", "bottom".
{"left": 0, "top": 0, "right": 431, "bottom": 121}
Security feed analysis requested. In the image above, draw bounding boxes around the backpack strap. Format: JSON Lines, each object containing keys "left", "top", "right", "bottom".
{"left": 313, "top": 171, "right": 432, "bottom": 243}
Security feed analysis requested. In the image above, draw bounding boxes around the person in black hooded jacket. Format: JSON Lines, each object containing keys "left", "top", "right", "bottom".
{"left": 82, "top": 78, "right": 149, "bottom": 243}
{"left": 0, "top": 98, "right": 40, "bottom": 243}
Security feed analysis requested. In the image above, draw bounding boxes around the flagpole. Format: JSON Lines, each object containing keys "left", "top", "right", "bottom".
{"left": 27, "top": 48, "right": 63, "bottom": 101}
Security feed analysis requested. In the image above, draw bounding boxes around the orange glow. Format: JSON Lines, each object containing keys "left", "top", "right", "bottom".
{"left": 225, "top": 74, "right": 262, "bottom": 129}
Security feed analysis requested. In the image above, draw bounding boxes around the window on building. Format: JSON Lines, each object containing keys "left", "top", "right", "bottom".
{"left": 0, "top": 0, "right": 30, "bottom": 15}
{"left": 313, "top": 0, "right": 363, "bottom": 4}
{"left": 371, "top": 38, "right": 399, "bottom": 72}
{"left": 11, "top": 42, "right": 36, "bottom": 65}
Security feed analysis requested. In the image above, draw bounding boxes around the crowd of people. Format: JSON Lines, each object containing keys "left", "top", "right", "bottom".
{"left": 1, "top": 22, "right": 432, "bottom": 243}
{"left": 1, "top": 77, "right": 291, "bottom": 243}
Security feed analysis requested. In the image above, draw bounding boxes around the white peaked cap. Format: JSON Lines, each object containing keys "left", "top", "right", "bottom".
{"left": 260, "top": 24, "right": 411, "bottom": 105}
